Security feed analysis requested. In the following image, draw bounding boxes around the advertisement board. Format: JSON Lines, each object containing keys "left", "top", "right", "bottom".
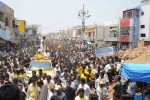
{"left": 120, "top": 18, "right": 130, "bottom": 28}
{"left": 18, "top": 20, "right": 26, "bottom": 33}
{"left": 95, "top": 47, "right": 114, "bottom": 57}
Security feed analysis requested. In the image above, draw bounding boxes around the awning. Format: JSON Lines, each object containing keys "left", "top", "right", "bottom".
{"left": 0, "top": 38, "right": 6, "bottom": 44}
{"left": 0, "top": 29, "right": 11, "bottom": 41}
{"left": 122, "top": 63, "right": 150, "bottom": 83}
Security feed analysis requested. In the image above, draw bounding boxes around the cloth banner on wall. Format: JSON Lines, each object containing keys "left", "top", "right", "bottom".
{"left": 95, "top": 47, "right": 114, "bottom": 57}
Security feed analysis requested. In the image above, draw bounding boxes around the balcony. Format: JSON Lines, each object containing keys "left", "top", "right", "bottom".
{"left": 119, "top": 35, "right": 130, "bottom": 42}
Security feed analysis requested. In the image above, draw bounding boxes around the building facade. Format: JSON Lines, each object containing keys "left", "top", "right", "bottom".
{"left": 140, "top": 0, "right": 150, "bottom": 41}
{"left": 119, "top": 8, "right": 140, "bottom": 48}
{"left": 104, "top": 19, "right": 119, "bottom": 46}
{"left": 0, "top": 1, "right": 5, "bottom": 29}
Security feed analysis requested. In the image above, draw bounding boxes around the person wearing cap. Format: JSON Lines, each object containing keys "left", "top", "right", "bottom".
{"left": 54, "top": 85, "right": 67, "bottom": 100}
{"left": 96, "top": 81, "right": 108, "bottom": 100}
{"left": 75, "top": 88, "right": 89, "bottom": 100}
{"left": 27, "top": 78, "right": 39, "bottom": 100}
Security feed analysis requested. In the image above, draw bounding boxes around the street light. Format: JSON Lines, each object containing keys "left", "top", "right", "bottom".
{"left": 78, "top": 4, "right": 91, "bottom": 43}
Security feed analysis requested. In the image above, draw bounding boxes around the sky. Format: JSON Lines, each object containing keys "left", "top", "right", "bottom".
{"left": 1, "top": 0, "right": 141, "bottom": 34}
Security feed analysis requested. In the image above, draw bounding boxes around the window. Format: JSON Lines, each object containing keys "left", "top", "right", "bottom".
{"left": 12, "top": 20, "right": 15, "bottom": 28}
{"left": 141, "top": 25, "right": 145, "bottom": 28}
{"left": 88, "top": 32, "right": 91, "bottom": 37}
{"left": 141, "top": 33, "right": 146, "bottom": 37}
{"left": 141, "top": 12, "right": 144, "bottom": 16}
{"left": 5, "top": 18, "right": 8, "bottom": 26}
{"left": 0, "top": 12, "right": 4, "bottom": 22}
{"left": 128, "top": 11, "right": 132, "bottom": 18}
{"left": 120, "top": 28, "right": 130, "bottom": 35}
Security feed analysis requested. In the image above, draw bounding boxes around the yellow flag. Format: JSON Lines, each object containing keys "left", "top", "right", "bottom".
{"left": 57, "top": 45, "right": 62, "bottom": 48}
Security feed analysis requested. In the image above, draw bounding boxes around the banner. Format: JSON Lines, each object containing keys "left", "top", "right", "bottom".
{"left": 96, "top": 47, "right": 114, "bottom": 57}
{"left": 18, "top": 20, "right": 26, "bottom": 33}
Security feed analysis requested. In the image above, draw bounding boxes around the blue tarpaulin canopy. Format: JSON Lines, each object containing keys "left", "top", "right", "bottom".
{"left": 121, "top": 63, "right": 150, "bottom": 83}
{"left": 0, "top": 29, "right": 11, "bottom": 41}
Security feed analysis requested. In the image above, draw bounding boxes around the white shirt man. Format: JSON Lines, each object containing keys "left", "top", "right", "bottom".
{"left": 77, "top": 83, "right": 91, "bottom": 97}
{"left": 44, "top": 76, "right": 55, "bottom": 89}
{"left": 40, "top": 38, "right": 44, "bottom": 51}
{"left": 96, "top": 81, "right": 108, "bottom": 100}
{"left": 62, "top": 81, "right": 76, "bottom": 89}
{"left": 116, "top": 63, "right": 121, "bottom": 72}
{"left": 127, "top": 81, "right": 137, "bottom": 96}
{"left": 104, "top": 64, "right": 111, "bottom": 73}
{"left": 47, "top": 90, "right": 54, "bottom": 100}
{"left": 95, "top": 77, "right": 100, "bottom": 89}
{"left": 43, "top": 51, "right": 50, "bottom": 57}
{"left": 53, "top": 65, "right": 60, "bottom": 76}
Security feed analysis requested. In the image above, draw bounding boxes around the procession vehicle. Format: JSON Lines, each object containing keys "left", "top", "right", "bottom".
{"left": 26, "top": 53, "right": 52, "bottom": 78}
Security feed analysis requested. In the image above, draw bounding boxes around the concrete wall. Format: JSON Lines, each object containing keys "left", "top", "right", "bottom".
{"left": 104, "top": 19, "right": 119, "bottom": 42}
{"left": 96, "top": 25, "right": 109, "bottom": 41}
{"left": 4, "top": 4, "right": 14, "bottom": 31}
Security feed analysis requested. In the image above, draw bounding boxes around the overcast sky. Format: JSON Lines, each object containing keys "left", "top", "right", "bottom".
{"left": 1, "top": 0, "right": 140, "bottom": 34}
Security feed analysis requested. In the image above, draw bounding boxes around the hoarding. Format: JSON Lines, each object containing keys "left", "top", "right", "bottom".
{"left": 120, "top": 19, "right": 130, "bottom": 28}
{"left": 18, "top": 20, "right": 26, "bottom": 33}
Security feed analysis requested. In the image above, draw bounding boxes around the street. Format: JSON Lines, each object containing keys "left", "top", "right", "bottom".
{"left": 0, "top": 0, "right": 150, "bottom": 100}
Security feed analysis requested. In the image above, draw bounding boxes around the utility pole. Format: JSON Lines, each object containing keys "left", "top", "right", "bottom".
{"left": 78, "top": 4, "right": 91, "bottom": 43}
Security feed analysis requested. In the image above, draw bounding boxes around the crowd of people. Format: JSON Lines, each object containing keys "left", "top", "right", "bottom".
{"left": 0, "top": 40, "right": 150, "bottom": 100}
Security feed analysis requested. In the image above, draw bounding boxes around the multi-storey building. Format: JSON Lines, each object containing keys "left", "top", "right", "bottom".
{"left": 0, "top": 1, "right": 5, "bottom": 29}
{"left": 140, "top": 0, "right": 150, "bottom": 41}
{"left": 104, "top": 19, "right": 119, "bottom": 46}
{"left": 119, "top": 8, "right": 140, "bottom": 48}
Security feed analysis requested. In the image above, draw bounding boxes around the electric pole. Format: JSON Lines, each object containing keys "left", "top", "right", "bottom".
{"left": 78, "top": 4, "right": 91, "bottom": 44}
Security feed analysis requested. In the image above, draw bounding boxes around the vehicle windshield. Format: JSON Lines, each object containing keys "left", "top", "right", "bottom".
{"left": 30, "top": 61, "right": 51, "bottom": 71}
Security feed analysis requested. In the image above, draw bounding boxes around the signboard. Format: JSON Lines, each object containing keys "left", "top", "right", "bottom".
{"left": 96, "top": 47, "right": 114, "bottom": 57}
{"left": 0, "top": 1, "right": 4, "bottom": 12}
{"left": 18, "top": 20, "right": 26, "bottom": 33}
{"left": 120, "top": 18, "right": 130, "bottom": 28}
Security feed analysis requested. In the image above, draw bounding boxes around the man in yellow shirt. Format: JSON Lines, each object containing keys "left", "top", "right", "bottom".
{"left": 27, "top": 78, "right": 39, "bottom": 100}
{"left": 76, "top": 66, "right": 83, "bottom": 75}
{"left": 35, "top": 49, "right": 44, "bottom": 59}
{"left": 75, "top": 88, "right": 89, "bottom": 100}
